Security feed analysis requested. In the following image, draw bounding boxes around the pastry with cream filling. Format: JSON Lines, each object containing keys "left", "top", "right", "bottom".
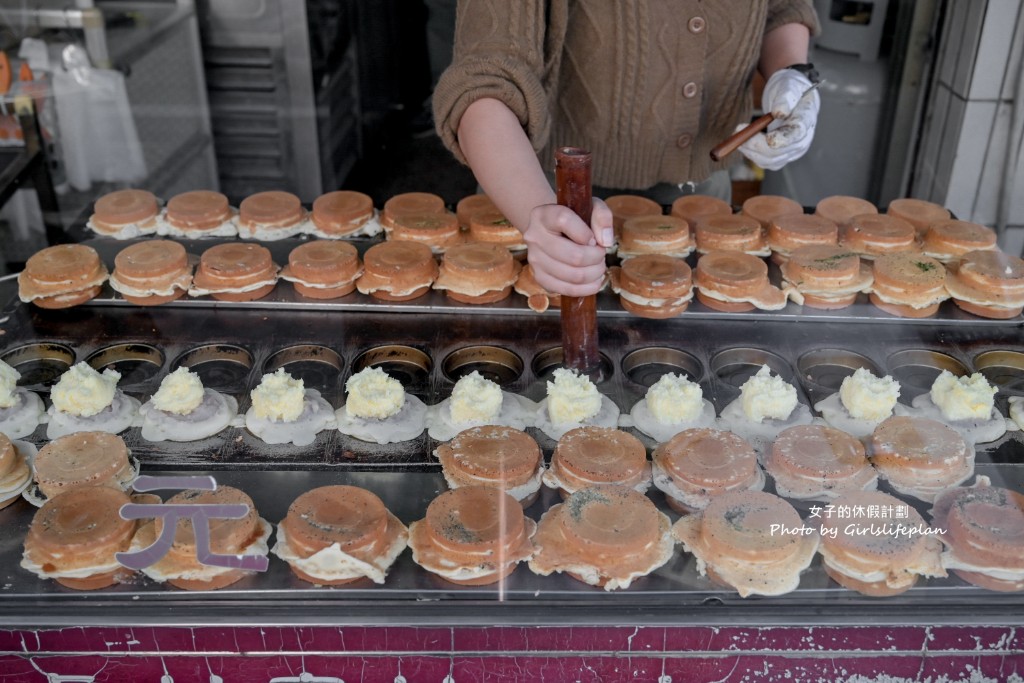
{"left": 605, "top": 194, "right": 662, "bottom": 239}
{"left": 46, "top": 363, "right": 140, "bottom": 439}
{"left": 767, "top": 213, "right": 839, "bottom": 264}
{"left": 931, "top": 482, "right": 1024, "bottom": 592}
{"left": 717, "top": 365, "right": 813, "bottom": 455}
{"left": 694, "top": 214, "right": 770, "bottom": 256}
{"left": 534, "top": 368, "right": 620, "bottom": 441}
{"left": 670, "top": 195, "right": 731, "bottom": 231}
{"left": 18, "top": 244, "right": 108, "bottom": 309}
{"left": 945, "top": 250, "right": 1024, "bottom": 319}
{"left": 244, "top": 368, "right": 335, "bottom": 446}
{"left": 904, "top": 370, "right": 1006, "bottom": 445}
{"left": 652, "top": 428, "right": 764, "bottom": 513}
{"left": 130, "top": 485, "right": 272, "bottom": 590}
{"left": 426, "top": 370, "right": 535, "bottom": 441}
{"left": 923, "top": 220, "right": 997, "bottom": 262}
{"left": 434, "top": 425, "right": 544, "bottom": 507}
{"left": 629, "top": 373, "right": 716, "bottom": 443}
{"left": 819, "top": 490, "right": 945, "bottom": 596}
{"left": 273, "top": 485, "right": 408, "bottom": 585}
{"left": 355, "top": 241, "right": 439, "bottom": 302}
{"left": 840, "top": 214, "right": 918, "bottom": 259}
{"left": 381, "top": 192, "right": 446, "bottom": 231}
{"left": 280, "top": 241, "right": 363, "bottom": 299}
{"left": 0, "top": 359, "right": 45, "bottom": 438}
{"left": 814, "top": 195, "right": 877, "bottom": 226}
{"left": 387, "top": 211, "right": 463, "bottom": 253}
{"left": 21, "top": 487, "right": 138, "bottom": 590}
{"left": 159, "top": 190, "right": 237, "bottom": 238}
{"left": 869, "top": 416, "right": 975, "bottom": 502}
{"left": 543, "top": 426, "right": 651, "bottom": 497}
{"left": 672, "top": 490, "right": 819, "bottom": 597}
{"left": 456, "top": 193, "right": 497, "bottom": 230}
{"left": 693, "top": 251, "right": 787, "bottom": 312}
{"left": 530, "top": 486, "right": 673, "bottom": 591}
{"left": 308, "top": 190, "right": 382, "bottom": 238}
{"left": 87, "top": 189, "right": 159, "bottom": 239}
{"left": 609, "top": 254, "right": 693, "bottom": 318}
{"left": 617, "top": 215, "right": 693, "bottom": 259}
{"left": 887, "top": 198, "right": 951, "bottom": 238}
{"left": 766, "top": 424, "right": 877, "bottom": 501}
{"left": 189, "top": 243, "right": 280, "bottom": 302}
{"left": 814, "top": 368, "right": 901, "bottom": 439}
{"left": 780, "top": 245, "right": 872, "bottom": 309}
{"left": 0, "top": 432, "right": 34, "bottom": 510}
{"left": 139, "top": 367, "right": 239, "bottom": 442}
{"left": 28, "top": 431, "right": 136, "bottom": 505}
{"left": 409, "top": 486, "right": 536, "bottom": 585}
{"left": 336, "top": 366, "right": 427, "bottom": 444}
{"left": 467, "top": 209, "right": 527, "bottom": 255}
{"left": 741, "top": 194, "right": 803, "bottom": 231}
{"left": 866, "top": 254, "right": 948, "bottom": 318}
{"left": 237, "top": 191, "right": 308, "bottom": 240}
{"left": 433, "top": 242, "right": 521, "bottom": 304}
{"left": 109, "top": 240, "right": 193, "bottom": 306}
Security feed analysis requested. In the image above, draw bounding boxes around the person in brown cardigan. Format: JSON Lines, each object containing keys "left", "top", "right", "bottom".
{"left": 433, "top": 0, "right": 821, "bottom": 296}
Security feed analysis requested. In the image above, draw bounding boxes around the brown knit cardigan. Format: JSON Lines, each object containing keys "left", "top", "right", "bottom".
{"left": 434, "top": 0, "right": 819, "bottom": 190}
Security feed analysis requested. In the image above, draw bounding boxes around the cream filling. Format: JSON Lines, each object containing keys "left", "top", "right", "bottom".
{"left": 651, "top": 458, "right": 765, "bottom": 511}
{"left": 408, "top": 519, "right": 535, "bottom": 580}
{"left": 0, "top": 389, "right": 45, "bottom": 439}
{"left": 21, "top": 551, "right": 126, "bottom": 580}
{"left": 542, "top": 461, "right": 652, "bottom": 495}
{"left": 866, "top": 284, "right": 948, "bottom": 309}
{"left": 533, "top": 394, "right": 621, "bottom": 441}
{"left": 188, "top": 274, "right": 279, "bottom": 297}
{"left": 109, "top": 270, "right": 193, "bottom": 298}
{"left": 426, "top": 392, "right": 537, "bottom": 442}
{"left": 940, "top": 549, "right": 1024, "bottom": 582}
{"left": 615, "top": 288, "right": 693, "bottom": 308}
{"left": 529, "top": 516, "right": 674, "bottom": 591}
{"left": 155, "top": 208, "right": 239, "bottom": 238}
{"left": 697, "top": 245, "right": 773, "bottom": 258}
{"left": 86, "top": 217, "right": 158, "bottom": 240}
{"left": 307, "top": 210, "right": 384, "bottom": 239}
{"left": 138, "top": 518, "right": 272, "bottom": 583}
{"left": 439, "top": 462, "right": 545, "bottom": 503}
{"left": 629, "top": 398, "right": 717, "bottom": 444}
{"left": 46, "top": 391, "right": 142, "bottom": 440}
{"left": 697, "top": 285, "right": 788, "bottom": 311}
{"left": 617, "top": 243, "right": 694, "bottom": 259}
{"left": 271, "top": 521, "right": 407, "bottom": 584}
{"left": 356, "top": 278, "right": 432, "bottom": 297}
{"left": 19, "top": 270, "right": 109, "bottom": 303}
{"left": 237, "top": 219, "right": 311, "bottom": 241}
{"left": 279, "top": 271, "right": 363, "bottom": 289}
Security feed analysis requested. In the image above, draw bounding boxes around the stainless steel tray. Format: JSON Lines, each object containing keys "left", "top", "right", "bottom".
{"left": 1, "top": 266, "right": 1023, "bottom": 626}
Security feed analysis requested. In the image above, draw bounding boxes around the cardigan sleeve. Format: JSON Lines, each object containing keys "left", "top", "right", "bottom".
{"left": 432, "top": 0, "right": 563, "bottom": 165}
{"left": 765, "top": 0, "right": 821, "bottom": 36}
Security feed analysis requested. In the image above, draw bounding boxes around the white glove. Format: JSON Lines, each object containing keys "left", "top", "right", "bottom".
{"left": 738, "top": 68, "right": 820, "bottom": 171}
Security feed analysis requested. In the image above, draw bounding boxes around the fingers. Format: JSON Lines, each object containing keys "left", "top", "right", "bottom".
{"left": 591, "top": 198, "right": 615, "bottom": 248}
{"left": 524, "top": 203, "right": 608, "bottom": 296}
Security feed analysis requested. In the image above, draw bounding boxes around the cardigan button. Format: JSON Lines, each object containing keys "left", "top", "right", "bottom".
{"left": 676, "top": 133, "right": 693, "bottom": 148}
{"left": 688, "top": 16, "right": 706, "bottom": 33}
{"left": 682, "top": 82, "right": 698, "bottom": 98}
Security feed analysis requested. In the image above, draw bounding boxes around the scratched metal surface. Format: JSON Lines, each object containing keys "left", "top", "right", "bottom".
{"left": 0, "top": 265, "right": 1022, "bottom": 626}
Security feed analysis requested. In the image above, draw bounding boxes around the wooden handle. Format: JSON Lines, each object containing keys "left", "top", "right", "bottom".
{"left": 555, "top": 147, "right": 600, "bottom": 374}
{"left": 710, "top": 113, "right": 774, "bottom": 162}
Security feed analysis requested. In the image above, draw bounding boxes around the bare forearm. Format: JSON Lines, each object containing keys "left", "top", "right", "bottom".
{"left": 457, "top": 97, "right": 555, "bottom": 232}
{"left": 759, "top": 23, "right": 810, "bottom": 78}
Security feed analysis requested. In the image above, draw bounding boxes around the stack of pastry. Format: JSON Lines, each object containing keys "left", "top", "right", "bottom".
{"left": 280, "top": 241, "right": 363, "bottom": 299}
{"left": 543, "top": 426, "right": 651, "bottom": 498}
{"left": 944, "top": 250, "right": 1024, "bottom": 319}
{"left": 693, "top": 251, "right": 787, "bottom": 312}
{"left": 780, "top": 245, "right": 872, "bottom": 309}
{"left": 867, "top": 253, "right": 948, "bottom": 318}
{"left": 355, "top": 241, "right": 438, "bottom": 302}
{"left": 467, "top": 209, "right": 527, "bottom": 255}
{"left": 309, "top": 190, "right": 381, "bottom": 238}
{"left": 381, "top": 192, "right": 446, "bottom": 231}
{"left": 814, "top": 195, "right": 877, "bottom": 226}
{"left": 18, "top": 244, "right": 108, "bottom": 309}
{"left": 617, "top": 215, "right": 693, "bottom": 259}
{"left": 237, "top": 191, "right": 308, "bottom": 240}
{"left": 190, "top": 243, "right": 280, "bottom": 302}
{"left": 609, "top": 254, "right": 693, "bottom": 318}
{"left": 109, "top": 240, "right": 193, "bottom": 306}
{"left": 694, "top": 214, "right": 769, "bottom": 256}
{"left": 922, "top": 220, "right": 998, "bottom": 262}
{"left": 160, "top": 190, "right": 237, "bottom": 238}
{"left": 840, "top": 214, "right": 918, "bottom": 259}
{"left": 887, "top": 198, "right": 951, "bottom": 238}
{"left": 767, "top": 214, "right": 839, "bottom": 264}
{"left": 433, "top": 242, "right": 521, "bottom": 304}
{"left": 87, "top": 189, "right": 160, "bottom": 239}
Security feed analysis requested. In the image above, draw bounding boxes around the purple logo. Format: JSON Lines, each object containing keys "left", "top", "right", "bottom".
{"left": 116, "top": 475, "right": 269, "bottom": 572}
